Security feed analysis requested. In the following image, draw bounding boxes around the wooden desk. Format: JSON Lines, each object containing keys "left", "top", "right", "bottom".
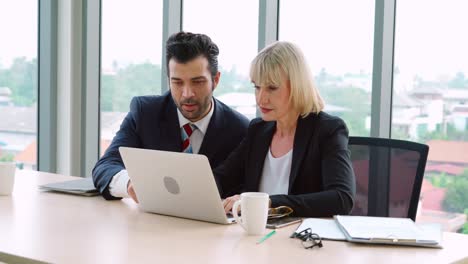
{"left": 1, "top": 170, "right": 467, "bottom": 264}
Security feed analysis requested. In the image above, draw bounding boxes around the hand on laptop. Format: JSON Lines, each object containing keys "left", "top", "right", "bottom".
{"left": 223, "top": 194, "right": 273, "bottom": 214}
{"left": 222, "top": 195, "right": 240, "bottom": 213}
{"left": 127, "top": 180, "right": 139, "bottom": 203}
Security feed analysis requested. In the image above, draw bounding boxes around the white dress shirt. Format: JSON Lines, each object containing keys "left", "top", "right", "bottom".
{"left": 258, "top": 148, "right": 293, "bottom": 195}
{"left": 109, "top": 100, "right": 215, "bottom": 198}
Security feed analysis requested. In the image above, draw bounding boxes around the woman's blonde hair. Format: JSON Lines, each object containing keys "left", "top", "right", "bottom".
{"left": 250, "top": 41, "right": 324, "bottom": 117}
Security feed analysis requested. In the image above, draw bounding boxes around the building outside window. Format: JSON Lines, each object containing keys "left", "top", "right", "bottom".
{"left": 0, "top": 0, "right": 38, "bottom": 170}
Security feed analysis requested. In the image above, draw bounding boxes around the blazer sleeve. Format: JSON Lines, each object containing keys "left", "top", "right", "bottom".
{"left": 270, "top": 119, "right": 356, "bottom": 217}
{"left": 92, "top": 97, "right": 142, "bottom": 200}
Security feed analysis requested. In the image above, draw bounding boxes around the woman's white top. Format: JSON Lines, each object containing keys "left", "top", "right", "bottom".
{"left": 258, "top": 147, "right": 293, "bottom": 195}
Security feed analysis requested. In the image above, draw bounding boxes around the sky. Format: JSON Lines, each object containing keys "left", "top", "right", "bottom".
{"left": 1, "top": 0, "right": 468, "bottom": 80}
{"left": 0, "top": 0, "right": 37, "bottom": 67}
{"left": 100, "top": 0, "right": 163, "bottom": 70}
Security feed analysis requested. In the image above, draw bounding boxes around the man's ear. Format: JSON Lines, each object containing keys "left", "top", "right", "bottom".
{"left": 212, "top": 71, "right": 221, "bottom": 91}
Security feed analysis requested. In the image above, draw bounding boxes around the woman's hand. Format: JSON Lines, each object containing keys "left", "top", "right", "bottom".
{"left": 222, "top": 195, "right": 240, "bottom": 213}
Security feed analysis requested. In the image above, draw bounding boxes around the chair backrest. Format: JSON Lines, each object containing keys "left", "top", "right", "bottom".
{"left": 348, "top": 136, "right": 429, "bottom": 221}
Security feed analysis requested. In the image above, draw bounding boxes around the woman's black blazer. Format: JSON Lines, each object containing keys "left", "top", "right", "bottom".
{"left": 214, "top": 111, "right": 356, "bottom": 217}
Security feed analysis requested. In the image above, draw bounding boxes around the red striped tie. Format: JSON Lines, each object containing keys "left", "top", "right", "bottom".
{"left": 181, "top": 123, "right": 196, "bottom": 153}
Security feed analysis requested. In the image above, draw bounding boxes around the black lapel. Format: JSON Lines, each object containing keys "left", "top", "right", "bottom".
{"left": 288, "top": 114, "right": 317, "bottom": 193}
{"left": 247, "top": 121, "right": 275, "bottom": 191}
{"left": 198, "top": 98, "right": 224, "bottom": 158}
{"left": 158, "top": 93, "right": 183, "bottom": 152}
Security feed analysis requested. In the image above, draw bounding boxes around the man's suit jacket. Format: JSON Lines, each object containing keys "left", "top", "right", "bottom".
{"left": 214, "top": 112, "right": 355, "bottom": 217}
{"left": 93, "top": 92, "right": 249, "bottom": 200}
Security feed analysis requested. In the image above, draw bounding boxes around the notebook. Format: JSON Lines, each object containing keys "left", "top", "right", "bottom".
{"left": 294, "top": 215, "right": 442, "bottom": 248}
{"left": 39, "top": 178, "right": 100, "bottom": 196}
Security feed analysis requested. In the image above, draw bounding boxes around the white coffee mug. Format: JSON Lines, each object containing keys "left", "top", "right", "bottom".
{"left": 0, "top": 162, "right": 16, "bottom": 195}
{"left": 232, "top": 192, "right": 269, "bottom": 235}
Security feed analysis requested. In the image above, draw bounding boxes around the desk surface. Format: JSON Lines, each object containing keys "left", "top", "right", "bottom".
{"left": 1, "top": 170, "right": 468, "bottom": 264}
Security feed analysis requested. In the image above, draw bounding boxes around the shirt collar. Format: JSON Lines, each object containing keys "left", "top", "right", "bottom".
{"left": 177, "top": 98, "right": 215, "bottom": 135}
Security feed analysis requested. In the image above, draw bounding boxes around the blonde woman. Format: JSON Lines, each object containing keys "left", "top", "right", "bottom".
{"left": 216, "top": 41, "right": 355, "bottom": 217}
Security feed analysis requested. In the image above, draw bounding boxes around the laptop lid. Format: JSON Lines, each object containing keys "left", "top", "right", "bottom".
{"left": 119, "top": 147, "right": 234, "bottom": 225}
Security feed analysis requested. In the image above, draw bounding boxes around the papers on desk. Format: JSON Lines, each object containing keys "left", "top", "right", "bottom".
{"left": 39, "top": 178, "right": 100, "bottom": 196}
{"left": 294, "top": 215, "right": 442, "bottom": 248}
{"left": 296, "top": 218, "right": 347, "bottom": 241}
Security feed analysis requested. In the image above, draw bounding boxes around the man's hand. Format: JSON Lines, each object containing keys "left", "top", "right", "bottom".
{"left": 222, "top": 194, "right": 240, "bottom": 213}
{"left": 127, "top": 180, "right": 139, "bottom": 203}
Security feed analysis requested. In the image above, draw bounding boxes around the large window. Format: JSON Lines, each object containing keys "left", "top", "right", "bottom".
{"left": 100, "top": 0, "right": 163, "bottom": 155}
{"left": 0, "top": 1, "right": 38, "bottom": 170}
{"left": 279, "top": 0, "right": 375, "bottom": 136}
{"left": 393, "top": 1, "right": 468, "bottom": 233}
{"left": 183, "top": 0, "right": 259, "bottom": 119}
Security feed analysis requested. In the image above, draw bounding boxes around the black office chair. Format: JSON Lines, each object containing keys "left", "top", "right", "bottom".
{"left": 348, "top": 136, "right": 429, "bottom": 221}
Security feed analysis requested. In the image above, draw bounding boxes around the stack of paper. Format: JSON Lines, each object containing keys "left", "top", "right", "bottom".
{"left": 39, "top": 178, "right": 100, "bottom": 196}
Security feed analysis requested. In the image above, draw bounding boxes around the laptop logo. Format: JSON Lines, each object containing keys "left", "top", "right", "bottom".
{"left": 163, "top": 176, "right": 180, "bottom": 194}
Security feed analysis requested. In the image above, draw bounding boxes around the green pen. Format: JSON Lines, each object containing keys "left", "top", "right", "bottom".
{"left": 256, "top": 230, "right": 276, "bottom": 244}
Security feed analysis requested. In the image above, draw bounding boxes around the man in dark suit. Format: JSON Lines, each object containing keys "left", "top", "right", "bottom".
{"left": 93, "top": 32, "right": 249, "bottom": 201}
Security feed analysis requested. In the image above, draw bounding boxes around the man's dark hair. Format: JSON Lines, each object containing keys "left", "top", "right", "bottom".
{"left": 166, "top": 31, "right": 219, "bottom": 78}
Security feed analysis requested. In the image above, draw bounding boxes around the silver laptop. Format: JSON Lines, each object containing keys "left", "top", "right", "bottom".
{"left": 119, "top": 147, "right": 235, "bottom": 225}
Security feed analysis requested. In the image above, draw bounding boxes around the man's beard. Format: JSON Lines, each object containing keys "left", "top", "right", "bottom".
{"left": 179, "top": 94, "right": 212, "bottom": 120}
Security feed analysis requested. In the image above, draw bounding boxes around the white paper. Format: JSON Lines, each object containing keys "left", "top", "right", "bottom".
{"left": 295, "top": 218, "right": 347, "bottom": 241}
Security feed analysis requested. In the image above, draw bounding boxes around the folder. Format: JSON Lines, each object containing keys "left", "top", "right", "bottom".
{"left": 334, "top": 215, "right": 442, "bottom": 248}
{"left": 39, "top": 178, "right": 100, "bottom": 196}
{"left": 294, "top": 215, "right": 442, "bottom": 248}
